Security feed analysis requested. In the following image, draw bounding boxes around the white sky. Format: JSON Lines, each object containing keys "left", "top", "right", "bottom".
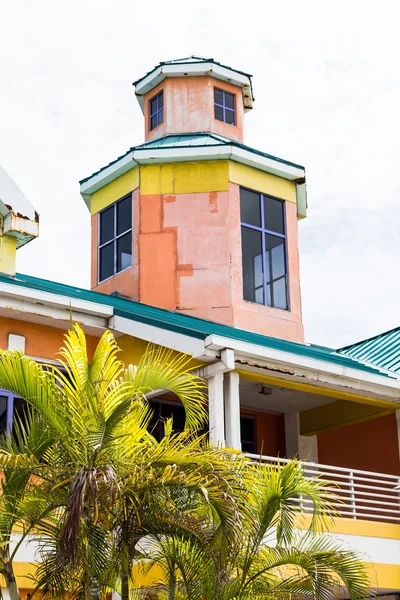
{"left": 1, "top": 0, "right": 399, "bottom": 349}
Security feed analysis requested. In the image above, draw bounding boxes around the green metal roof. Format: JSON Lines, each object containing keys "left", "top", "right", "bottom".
{"left": 339, "top": 327, "right": 400, "bottom": 375}
{"left": 0, "top": 271, "right": 396, "bottom": 382}
{"left": 79, "top": 133, "right": 305, "bottom": 185}
{"left": 132, "top": 56, "right": 254, "bottom": 100}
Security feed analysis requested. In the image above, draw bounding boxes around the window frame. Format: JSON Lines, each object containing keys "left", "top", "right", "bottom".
{"left": 97, "top": 194, "right": 133, "bottom": 284}
{"left": 240, "top": 414, "right": 257, "bottom": 454}
{"left": 240, "top": 187, "right": 290, "bottom": 310}
{"left": 149, "top": 90, "right": 164, "bottom": 131}
{"left": 0, "top": 389, "right": 18, "bottom": 436}
{"left": 214, "top": 87, "right": 236, "bottom": 126}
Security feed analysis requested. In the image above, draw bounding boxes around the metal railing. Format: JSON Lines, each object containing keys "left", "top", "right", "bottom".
{"left": 246, "top": 453, "right": 400, "bottom": 523}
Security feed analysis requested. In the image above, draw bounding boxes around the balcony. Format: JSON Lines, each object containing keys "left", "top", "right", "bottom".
{"left": 247, "top": 454, "right": 400, "bottom": 523}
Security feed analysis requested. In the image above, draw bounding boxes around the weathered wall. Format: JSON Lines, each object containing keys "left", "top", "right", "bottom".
{"left": 143, "top": 76, "right": 245, "bottom": 143}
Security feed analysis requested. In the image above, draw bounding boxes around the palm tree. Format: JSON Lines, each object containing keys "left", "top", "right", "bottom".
{"left": 0, "top": 324, "right": 247, "bottom": 600}
{"left": 0, "top": 407, "right": 54, "bottom": 600}
{"left": 137, "top": 460, "right": 370, "bottom": 600}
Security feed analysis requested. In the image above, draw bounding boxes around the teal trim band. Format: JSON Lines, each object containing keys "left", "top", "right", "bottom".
{"left": 0, "top": 272, "right": 396, "bottom": 381}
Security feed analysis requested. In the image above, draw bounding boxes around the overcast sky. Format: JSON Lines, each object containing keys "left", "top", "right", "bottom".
{"left": 1, "top": 0, "right": 399, "bottom": 348}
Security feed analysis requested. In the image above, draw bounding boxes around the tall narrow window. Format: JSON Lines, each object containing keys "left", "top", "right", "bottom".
{"left": 98, "top": 195, "right": 132, "bottom": 283}
{"left": 148, "top": 399, "right": 186, "bottom": 442}
{"left": 149, "top": 90, "right": 164, "bottom": 130}
{"left": 214, "top": 88, "right": 236, "bottom": 125}
{"left": 240, "top": 188, "right": 288, "bottom": 310}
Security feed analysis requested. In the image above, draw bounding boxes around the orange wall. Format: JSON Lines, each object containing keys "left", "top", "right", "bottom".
{"left": 0, "top": 318, "right": 99, "bottom": 360}
{"left": 143, "top": 76, "right": 244, "bottom": 143}
{"left": 242, "top": 408, "right": 286, "bottom": 456}
{"left": 318, "top": 413, "right": 400, "bottom": 475}
{"left": 92, "top": 188, "right": 140, "bottom": 298}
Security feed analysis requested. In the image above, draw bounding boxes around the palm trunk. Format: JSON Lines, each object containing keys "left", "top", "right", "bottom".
{"left": 2, "top": 561, "right": 22, "bottom": 600}
{"left": 121, "top": 543, "right": 129, "bottom": 600}
{"left": 90, "top": 577, "right": 101, "bottom": 600}
{"left": 168, "top": 563, "right": 177, "bottom": 600}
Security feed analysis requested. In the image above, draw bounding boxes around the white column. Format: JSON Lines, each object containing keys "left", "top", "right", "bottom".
{"left": 284, "top": 413, "right": 300, "bottom": 457}
{"left": 284, "top": 412, "right": 318, "bottom": 462}
{"left": 208, "top": 372, "right": 225, "bottom": 447}
{"left": 224, "top": 371, "right": 241, "bottom": 450}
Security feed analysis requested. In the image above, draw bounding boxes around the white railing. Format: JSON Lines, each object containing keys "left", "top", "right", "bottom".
{"left": 246, "top": 454, "right": 400, "bottom": 523}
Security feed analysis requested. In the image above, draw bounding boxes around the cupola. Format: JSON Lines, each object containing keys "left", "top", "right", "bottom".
{"left": 80, "top": 57, "right": 307, "bottom": 344}
{"left": 133, "top": 56, "right": 254, "bottom": 143}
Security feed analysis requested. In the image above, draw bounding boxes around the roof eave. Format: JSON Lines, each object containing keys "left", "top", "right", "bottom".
{"left": 134, "top": 62, "right": 253, "bottom": 113}
{"left": 80, "top": 144, "right": 305, "bottom": 198}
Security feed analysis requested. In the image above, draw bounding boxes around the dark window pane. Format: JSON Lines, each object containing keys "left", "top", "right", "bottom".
{"left": 264, "top": 197, "right": 284, "bottom": 234}
{"left": 158, "top": 109, "right": 164, "bottom": 125}
{"left": 266, "top": 235, "right": 286, "bottom": 280}
{"left": 214, "top": 88, "right": 223, "bottom": 105}
{"left": 117, "top": 196, "right": 132, "bottom": 235}
{"left": 150, "top": 97, "right": 158, "bottom": 115}
{"left": 225, "top": 109, "right": 235, "bottom": 125}
{"left": 100, "top": 242, "right": 114, "bottom": 281}
{"left": 214, "top": 105, "right": 223, "bottom": 122}
{"left": 273, "top": 277, "right": 288, "bottom": 310}
{"left": 240, "top": 188, "right": 261, "bottom": 227}
{"left": 240, "top": 416, "right": 255, "bottom": 441}
{"left": 241, "top": 227, "right": 263, "bottom": 304}
{"left": 161, "top": 403, "right": 185, "bottom": 432}
{"left": 158, "top": 91, "right": 163, "bottom": 108}
{"left": 225, "top": 92, "right": 235, "bottom": 109}
{"left": 117, "top": 233, "right": 132, "bottom": 272}
{"left": 100, "top": 205, "right": 114, "bottom": 245}
{"left": 150, "top": 115, "right": 158, "bottom": 130}
{"left": 0, "top": 395, "right": 8, "bottom": 433}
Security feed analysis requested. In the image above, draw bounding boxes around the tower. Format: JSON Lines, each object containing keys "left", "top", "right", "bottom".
{"left": 80, "top": 57, "right": 307, "bottom": 343}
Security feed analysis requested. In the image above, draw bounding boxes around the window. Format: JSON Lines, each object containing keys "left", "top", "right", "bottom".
{"left": 0, "top": 389, "right": 25, "bottom": 436}
{"left": 149, "top": 91, "right": 164, "bottom": 130}
{"left": 148, "top": 399, "right": 186, "bottom": 441}
{"left": 240, "top": 188, "right": 288, "bottom": 310}
{"left": 240, "top": 415, "right": 257, "bottom": 454}
{"left": 98, "top": 195, "right": 132, "bottom": 283}
{"left": 214, "top": 88, "right": 236, "bottom": 125}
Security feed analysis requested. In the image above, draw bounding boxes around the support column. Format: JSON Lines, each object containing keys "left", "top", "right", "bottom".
{"left": 224, "top": 371, "right": 241, "bottom": 450}
{"left": 284, "top": 412, "right": 318, "bottom": 462}
{"left": 208, "top": 372, "right": 225, "bottom": 447}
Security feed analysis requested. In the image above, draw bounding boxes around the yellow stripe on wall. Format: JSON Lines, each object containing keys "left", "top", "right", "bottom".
{"left": 90, "top": 167, "right": 139, "bottom": 214}
{"left": 140, "top": 161, "right": 230, "bottom": 195}
{"left": 229, "top": 161, "right": 297, "bottom": 203}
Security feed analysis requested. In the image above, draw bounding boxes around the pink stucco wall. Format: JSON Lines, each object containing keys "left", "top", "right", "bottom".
{"left": 143, "top": 77, "right": 244, "bottom": 143}
{"left": 91, "top": 183, "right": 304, "bottom": 343}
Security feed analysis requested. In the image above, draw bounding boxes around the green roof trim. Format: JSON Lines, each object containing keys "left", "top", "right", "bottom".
{"left": 79, "top": 133, "right": 305, "bottom": 186}
{"left": 0, "top": 272, "right": 396, "bottom": 382}
{"left": 339, "top": 327, "right": 400, "bottom": 375}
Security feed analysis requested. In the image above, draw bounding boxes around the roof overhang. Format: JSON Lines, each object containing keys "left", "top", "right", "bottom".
{"left": 205, "top": 334, "right": 400, "bottom": 409}
{"left": 80, "top": 143, "right": 306, "bottom": 216}
{"left": 1, "top": 276, "right": 400, "bottom": 408}
{"left": 0, "top": 165, "right": 39, "bottom": 248}
{"left": 134, "top": 61, "right": 254, "bottom": 112}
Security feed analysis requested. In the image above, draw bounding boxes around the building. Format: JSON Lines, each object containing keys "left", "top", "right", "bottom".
{"left": 0, "top": 56, "right": 399, "bottom": 597}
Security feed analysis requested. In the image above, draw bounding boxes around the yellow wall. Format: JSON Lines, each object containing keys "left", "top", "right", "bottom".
{"left": 140, "top": 160, "right": 229, "bottom": 195}
{"left": 229, "top": 161, "right": 297, "bottom": 203}
{"left": 90, "top": 167, "right": 139, "bottom": 214}
{"left": 87, "top": 160, "right": 298, "bottom": 215}
{"left": 0, "top": 234, "right": 17, "bottom": 276}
